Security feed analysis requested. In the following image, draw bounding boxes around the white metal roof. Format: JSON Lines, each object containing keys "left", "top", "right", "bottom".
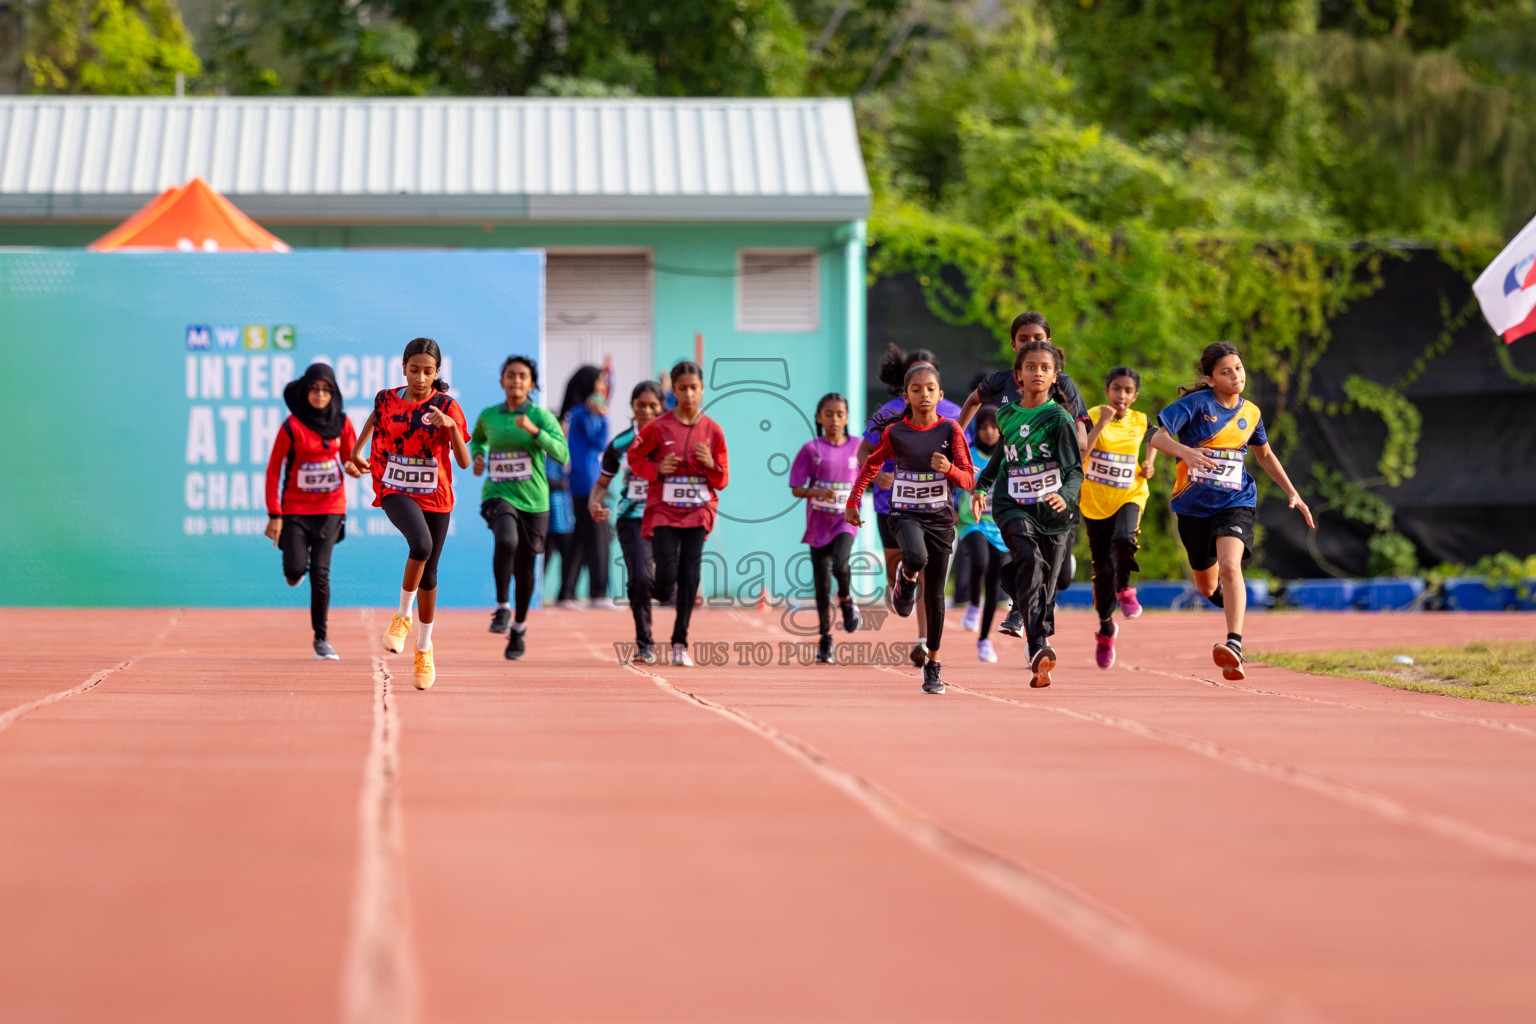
{"left": 0, "top": 97, "right": 869, "bottom": 223}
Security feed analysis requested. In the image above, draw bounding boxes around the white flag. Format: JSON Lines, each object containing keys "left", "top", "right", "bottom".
{"left": 1473, "top": 211, "right": 1536, "bottom": 344}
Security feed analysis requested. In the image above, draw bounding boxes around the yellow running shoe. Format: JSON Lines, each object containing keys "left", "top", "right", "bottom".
{"left": 413, "top": 647, "right": 435, "bottom": 690}
{"left": 382, "top": 614, "right": 411, "bottom": 654}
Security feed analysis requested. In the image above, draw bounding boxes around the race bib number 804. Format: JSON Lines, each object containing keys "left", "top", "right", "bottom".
{"left": 662, "top": 475, "right": 712, "bottom": 508}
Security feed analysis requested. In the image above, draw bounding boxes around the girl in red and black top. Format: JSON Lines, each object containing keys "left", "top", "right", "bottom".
{"left": 350, "top": 337, "right": 471, "bottom": 691}
{"left": 847, "top": 363, "right": 975, "bottom": 694}
{"left": 625, "top": 360, "right": 729, "bottom": 667}
{"left": 264, "top": 362, "right": 361, "bottom": 661}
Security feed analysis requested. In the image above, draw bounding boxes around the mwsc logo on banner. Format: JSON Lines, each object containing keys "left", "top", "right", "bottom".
{"left": 186, "top": 325, "right": 296, "bottom": 351}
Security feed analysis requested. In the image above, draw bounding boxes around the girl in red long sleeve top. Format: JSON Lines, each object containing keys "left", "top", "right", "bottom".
{"left": 262, "top": 363, "right": 362, "bottom": 659}
{"left": 846, "top": 364, "right": 974, "bottom": 692}
{"left": 625, "top": 361, "right": 729, "bottom": 665}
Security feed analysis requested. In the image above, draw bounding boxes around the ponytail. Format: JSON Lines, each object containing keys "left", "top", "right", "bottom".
{"left": 1178, "top": 342, "right": 1240, "bottom": 396}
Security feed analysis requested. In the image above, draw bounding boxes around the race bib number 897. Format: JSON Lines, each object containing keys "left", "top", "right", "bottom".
{"left": 1188, "top": 449, "right": 1244, "bottom": 490}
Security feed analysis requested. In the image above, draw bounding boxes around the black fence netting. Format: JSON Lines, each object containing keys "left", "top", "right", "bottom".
{"left": 867, "top": 252, "right": 1536, "bottom": 578}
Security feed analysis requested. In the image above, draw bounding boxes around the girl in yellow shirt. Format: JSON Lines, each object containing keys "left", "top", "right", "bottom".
{"left": 1081, "top": 367, "right": 1157, "bottom": 668}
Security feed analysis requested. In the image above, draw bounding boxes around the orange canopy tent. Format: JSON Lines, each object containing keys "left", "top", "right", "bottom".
{"left": 88, "top": 177, "right": 291, "bottom": 252}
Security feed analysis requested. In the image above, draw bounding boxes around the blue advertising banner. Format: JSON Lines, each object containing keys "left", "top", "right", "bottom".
{"left": 1, "top": 250, "right": 543, "bottom": 607}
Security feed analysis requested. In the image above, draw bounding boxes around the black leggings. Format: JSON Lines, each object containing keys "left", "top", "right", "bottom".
{"left": 562, "top": 495, "right": 611, "bottom": 601}
{"left": 889, "top": 513, "right": 954, "bottom": 654}
{"left": 652, "top": 525, "right": 707, "bottom": 646}
{"left": 381, "top": 493, "right": 451, "bottom": 592}
{"left": 809, "top": 533, "right": 855, "bottom": 637}
{"left": 975, "top": 542, "right": 1007, "bottom": 640}
{"left": 280, "top": 513, "right": 343, "bottom": 641}
{"left": 1086, "top": 503, "right": 1142, "bottom": 621}
{"left": 1000, "top": 516, "right": 1072, "bottom": 647}
{"left": 483, "top": 500, "right": 548, "bottom": 622}
{"left": 617, "top": 517, "right": 654, "bottom": 645}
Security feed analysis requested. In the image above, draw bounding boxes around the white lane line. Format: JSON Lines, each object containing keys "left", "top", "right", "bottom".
{"left": 956, "top": 682, "right": 1536, "bottom": 871}
{"left": 610, "top": 649, "right": 1317, "bottom": 1024}
{"left": 341, "top": 632, "right": 418, "bottom": 1024}
{"left": 0, "top": 608, "right": 185, "bottom": 736}
{"left": 1125, "top": 663, "right": 1536, "bottom": 739}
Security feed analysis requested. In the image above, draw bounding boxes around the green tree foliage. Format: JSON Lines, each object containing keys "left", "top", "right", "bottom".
{"left": 25, "top": 0, "right": 201, "bottom": 94}
{"left": 206, "top": 0, "right": 809, "bottom": 96}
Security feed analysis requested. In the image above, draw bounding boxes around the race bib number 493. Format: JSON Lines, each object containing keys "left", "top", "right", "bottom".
{"left": 487, "top": 450, "right": 533, "bottom": 482}
{"left": 1188, "top": 449, "right": 1244, "bottom": 490}
{"left": 382, "top": 454, "right": 439, "bottom": 495}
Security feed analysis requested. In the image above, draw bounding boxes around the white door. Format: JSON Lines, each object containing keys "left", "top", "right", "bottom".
{"left": 543, "top": 254, "right": 653, "bottom": 421}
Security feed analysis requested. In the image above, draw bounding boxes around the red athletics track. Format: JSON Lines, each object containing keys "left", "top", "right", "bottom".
{"left": 1, "top": 606, "right": 1533, "bottom": 1024}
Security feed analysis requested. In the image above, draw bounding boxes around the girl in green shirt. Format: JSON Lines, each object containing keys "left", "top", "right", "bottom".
{"left": 470, "top": 355, "right": 570, "bottom": 660}
{"left": 972, "top": 340, "right": 1083, "bottom": 688}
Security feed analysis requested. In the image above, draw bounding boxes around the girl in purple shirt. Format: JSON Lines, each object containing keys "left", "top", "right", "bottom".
{"left": 790, "top": 393, "right": 863, "bottom": 663}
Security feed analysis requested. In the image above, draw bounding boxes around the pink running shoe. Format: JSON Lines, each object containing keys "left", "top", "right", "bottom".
{"left": 1094, "top": 621, "right": 1118, "bottom": 669}
{"left": 1116, "top": 587, "right": 1143, "bottom": 619}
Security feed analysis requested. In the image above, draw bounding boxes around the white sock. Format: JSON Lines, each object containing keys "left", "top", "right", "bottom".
{"left": 417, "top": 620, "right": 434, "bottom": 650}
{"left": 497, "top": 601, "right": 511, "bottom": 610}
{"left": 398, "top": 589, "right": 416, "bottom": 618}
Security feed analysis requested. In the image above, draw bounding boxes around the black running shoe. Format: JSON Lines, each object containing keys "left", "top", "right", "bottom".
{"left": 816, "top": 634, "right": 834, "bottom": 664}
{"left": 840, "top": 598, "right": 861, "bottom": 634}
{"left": 998, "top": 605, "right": 1024, "bottom": 638}
{"left": 910, "top": 642, "right": 927, "bottom": 667}
{"left": 504, "top": 626, "right": 526, "bottom": 660}
{"left": 1207, "top": 583, "right": 1225, "bottom": 608}
{"left": 1212, "top": 640, "right": 1245, "bottom": 680}
{"left": 889, "top": 570, "right": 918, "bottom": 618}
{"left": 489, "top": 607, "right": 512, "bottom": 633}
{"left": 921, "top": 660, "right": 945, "bottom": 694}
{"left": 1030, "top": 643, "right": 1058, "bottom": 688}
{"left": 632, "top": 643, "right": 657, "bottom": 665}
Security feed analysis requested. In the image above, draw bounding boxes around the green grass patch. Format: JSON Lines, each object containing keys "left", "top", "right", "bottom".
{"left": 1255, "top": 642, "right": 1536, "bottom": 705}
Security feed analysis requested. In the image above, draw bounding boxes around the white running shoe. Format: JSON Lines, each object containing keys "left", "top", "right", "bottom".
{"left": 961, "top": 603, "right": 982, "bottom": 632}
{"left": 590, "top": 597, "right": 617, "bottom": 610}
{"left": 671, "top": 643, "right": 695, "bottom": 667}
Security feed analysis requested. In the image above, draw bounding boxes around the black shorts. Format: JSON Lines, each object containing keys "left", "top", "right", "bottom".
{"left": 876, "top": 511, "right": 897, "bottom": 550}
{"left": 1176, "top": 506, "right": 1256, "bottom": 571}
{"left": 480, "top": 498, "right": 550, "bottom": 555}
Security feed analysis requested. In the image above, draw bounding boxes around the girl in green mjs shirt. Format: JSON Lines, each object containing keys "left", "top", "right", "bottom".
{"left": 470, "top": 355, "right": 570, "bottom": 661}
{"left": 972, "top": 340, "right": 1083, "bottom": 689}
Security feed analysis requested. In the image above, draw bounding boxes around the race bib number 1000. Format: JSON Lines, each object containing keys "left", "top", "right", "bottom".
{"left": 1085, "top": 449, "right": 1136, "bottom": 489}
{"left": 382, "top": 454, "right": 439, "bottom": 495}
{"left": 662, "top": 475, "right": 712, "bottom": 508}
{"left": 1007, "top": 461, "right": 1062, "bottom": 504}
{"left": 296, "top": 459, "right": 342, "bottom": 493}
{"left": 1188, "top": 449, "right": 1244, "bottom": 490}
{"left": 891, "top": 470, "right": 950, "bottom": 511}
{"left": 487, "top": 450, "right": 533, "bottom": 482}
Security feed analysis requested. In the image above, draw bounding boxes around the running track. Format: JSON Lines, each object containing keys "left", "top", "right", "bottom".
{"left": 2, "top": 607, "right": 1534, "bottom": 1024}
